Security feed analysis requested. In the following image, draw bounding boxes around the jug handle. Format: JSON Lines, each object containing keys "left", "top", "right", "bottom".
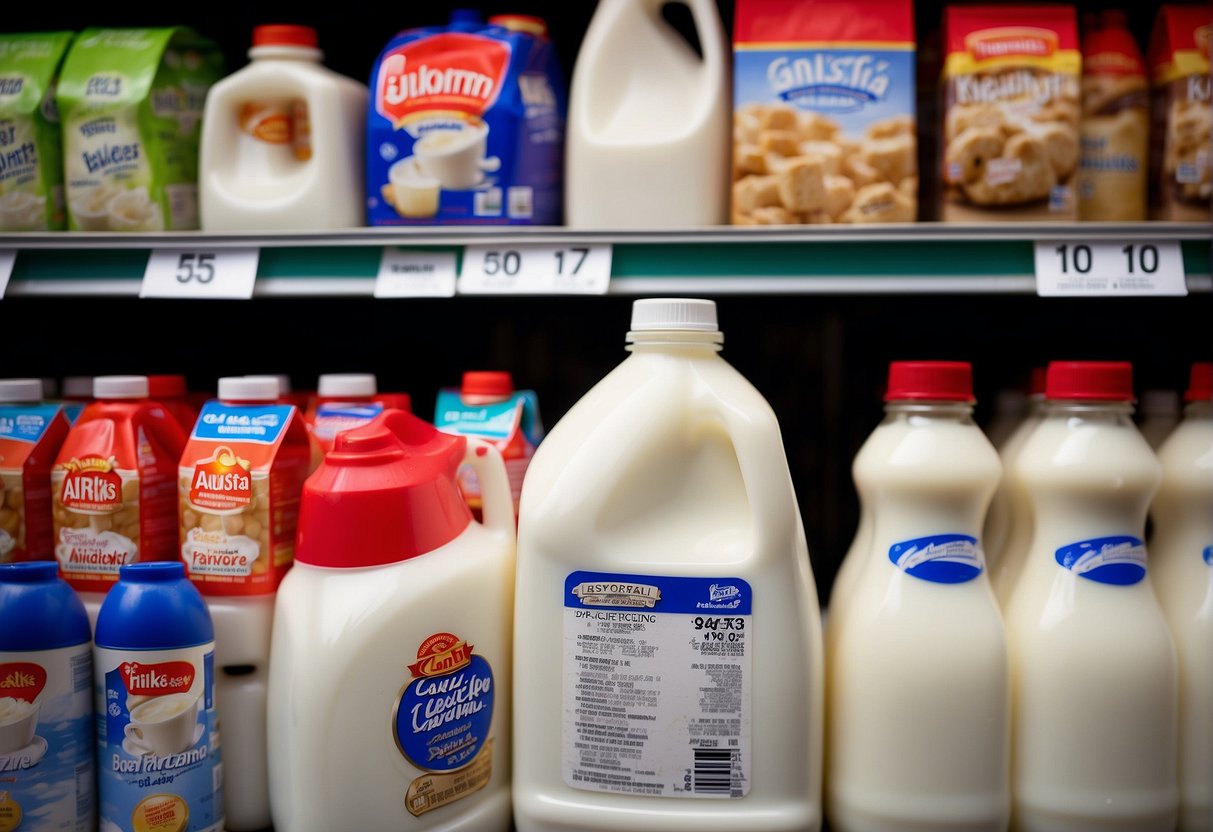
{"left": 641, "top": 0, "right": 726, "bottom": 74}
{"left": 462, "top": 438, "right": 515, "bottom": 537}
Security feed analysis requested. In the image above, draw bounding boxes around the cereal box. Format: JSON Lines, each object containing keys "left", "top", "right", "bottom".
{"left": 1148, "top": 5, "right": 1211, "bottom": 221}
{"left": 0, "top": 399, "right": 71, "bottom": 562}
{"left": 732, "top": 0, "right": 918, "bottom": 225}
{"left": 941, "top": 5, "right": 1081, "bottom": 221}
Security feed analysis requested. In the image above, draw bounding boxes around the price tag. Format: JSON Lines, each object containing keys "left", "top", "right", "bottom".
{"left": 140, "top": 248, "right": 259, "bottom": 299}
{"left": 0, "top": 250, "right": 15, "bottom": 299}
{"left": 374, "top": 249, "right": 457, "bottom": 298}
{"left": 458, "top": 244, "right": 612, "bottom": 295}
{"left": 1034, "top": 241, "right": 1187, "bottom": 297}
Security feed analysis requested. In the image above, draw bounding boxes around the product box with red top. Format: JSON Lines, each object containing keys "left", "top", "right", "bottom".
{"left": 178, "top": 377, "right": 310, "bottom": 595}
{"left": 1148, "top": 5, "right": 1211, "bottom": 221}
{"left": 148, "top": 374, "right": 200, "bottom": 434}
{"left": 366, "top": 9, "right": 566, "bottom": 225}
{"left": 0, "top": 380, "right": 72, "bottom": 563}
{"left": 51, "top": 376, "right": 188, "bottom": 594}
{"left": 941, "top": 5, "right": 1081, "bottom": 221}
{"left": 434, "top": 371, "right": 542, "bottom": 516}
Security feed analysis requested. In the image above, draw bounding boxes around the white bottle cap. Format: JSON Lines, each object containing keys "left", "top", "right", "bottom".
{"left": 94, "top": 376, "right": 149, "bottom": 399}
{"left": 0, "top": 379, "right": 45, "bottom": 402}
{"left": 62, "top": 376, "right": 94, "bottom": 398}
{"left": 246, "top": 374, "right": 292, "bottom": 395}
{"left": 318, "top": 373, "right": 377, "bottom": 397}
{"left": 219, "top": 377, "right": 279, "bottom": 401}
{"left": 630, "top": 298, "right": 719, "bottom": 332}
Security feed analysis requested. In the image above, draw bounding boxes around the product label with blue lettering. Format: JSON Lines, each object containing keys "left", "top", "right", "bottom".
{"left": 312, "top": 402, "right": 384, "bottom": 444}
{"left": 191, "top": 402, "right": 292, "bottom": 444}
{"left": 1055, "top": 535, "right": 1147, "bottom": 586}
{"left": 94, "top": 644, "right": 222, "bottom": 832}
{"left": 0, "top": 403, "right": 63, "bottom": 444}
{"left": 0, "top": 644, "right": 94, "bottom": 830}
{"left": 392, "top": 632, "right": 496, "bottom": 817}
{"left": 563, "top": 571, "right": 752, "bottom": 799}
{"left": 888, "top": 534, "right": 984, "bottom": 584}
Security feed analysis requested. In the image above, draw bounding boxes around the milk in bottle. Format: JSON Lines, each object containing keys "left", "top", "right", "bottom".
{"left": 826, "top": 361, "right": 1008, "bottom": 832}
{"left": 1150, "top": 362, "right": 1213, "bottom": 832}
{"left": 513, "top": 298, "right": 824, "bottom": 832}
{"left": 1005, "top": 361, "right": 1177, "bottom": 832}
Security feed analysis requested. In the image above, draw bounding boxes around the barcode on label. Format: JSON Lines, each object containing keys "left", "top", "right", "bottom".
{"left": 692, "top": 748, "right": 734, "bottom": 795}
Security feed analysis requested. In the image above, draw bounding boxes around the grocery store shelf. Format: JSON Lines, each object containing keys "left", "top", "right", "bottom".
{"left": 1, "top": 223, "right": 1209, "bottom": 296}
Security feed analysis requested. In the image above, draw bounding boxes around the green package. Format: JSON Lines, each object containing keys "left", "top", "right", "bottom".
{"left": 0, "top": 32, "right": 74, "bottom": 231}
{"left": 57, "top": 28, "right": 222, "bottom": 231}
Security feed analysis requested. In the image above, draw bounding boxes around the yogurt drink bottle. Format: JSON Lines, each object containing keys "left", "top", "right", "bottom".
{"left": 1004, "top": 361, "right": 1178, "bottom": 832}
{"left": 1149, "top": 362, "right": 1213, "bottom": 832}
{"left": 826, "top": 361, "right": 1008, "bottom": 832}
{"left": 513, "top": 298, "right": 824, "bottom": 832}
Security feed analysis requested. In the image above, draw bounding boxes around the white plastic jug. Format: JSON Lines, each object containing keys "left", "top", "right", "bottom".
{"left": 199, "top": 25, "right": 367, "bottom": 231}
{"left": 1150, "top": 363, "right": 1213, "bottom": 832}
{"left": 267, "top": 410, "right": 516, "bottom": 832}
{"left": 513, "top": 298, "right": 824, "bottom": 832}
{"left": 1004, "top": 361, "right": 1178, "bottom": 832}
{"left": 566, "top": 0, "right": 729, "bottom": 227}
{"left": 826, "top": 362, "right": 1009, "bottom": 832}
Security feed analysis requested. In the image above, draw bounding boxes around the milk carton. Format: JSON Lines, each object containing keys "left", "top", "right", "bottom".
{"left": 367, "top": 11, "right": 565, "bottom": 225}
{"left": 0, "top": 32, "right": 73, "bottom": 231}
{"left": 57, "top": 28, "right": 223, "bottom": 231}
{"left": 0, "top": 379, "right": 71, "bottom": 563}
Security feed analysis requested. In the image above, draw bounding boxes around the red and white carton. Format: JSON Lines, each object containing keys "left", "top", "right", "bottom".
{"left": 0, "top": 379, "right": 71, "bottom": 563}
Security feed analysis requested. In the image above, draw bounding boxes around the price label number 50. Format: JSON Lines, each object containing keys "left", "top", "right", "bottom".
{"left": 460, "top": 244, "right": 611, "bottom": 294}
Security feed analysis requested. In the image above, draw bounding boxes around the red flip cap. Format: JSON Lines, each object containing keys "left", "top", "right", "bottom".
{"left": 295, "top": 410, "right": 472, "bottom": 568}
{"left": 1186, "top": 362, "right": 1212, "bottom": 402}
{"left": 1045, "top": 361, "right": 1133, "bottom": 401}
{"left": 462, "top": 371, "right": 514, "bottom": 399}
{"left": 885, "top": 361, "right": 975, "bottom": 402}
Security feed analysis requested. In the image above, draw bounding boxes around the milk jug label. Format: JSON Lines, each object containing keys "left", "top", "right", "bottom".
{"left": 888, "top": 533, "right": 983, "bottom": 583}
{"left": 0, "top": 646, "right": 94, "bottom": 830}
{"left": 392, "top": 632, "right": 495, "bottom": 818}
{"left": 563, "top": 571, "right": 752, "bottom": 799}
{"left": 95, "top": 644, "right": 222, "bottom": 832}
{"left": 1055, "top": 535, "right": 1147, "bottom": 585}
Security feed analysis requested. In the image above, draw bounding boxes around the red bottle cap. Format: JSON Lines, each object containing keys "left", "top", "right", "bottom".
{"left": 147, "top": 374, "right": 187, "bottom": 399}
{"left": 462, "top": 371, "right": 514, "bottom": 399}
{"left": 375, "top": 393, "right": 413, "bottom": 413}
{"left": 1045, "top": 361, "right": 1134, "bottom": 401}
{"left": 1185, "top": 363, "right": 1212, "bottom": 402}
{"left": 884, "top": 361, "right": 975, "bottom": 403}
{"left": 295, "top": 410, "right": 471, "bottom": 568}
{"left": 253, "top": 25, "right": 319, "bottom": 49}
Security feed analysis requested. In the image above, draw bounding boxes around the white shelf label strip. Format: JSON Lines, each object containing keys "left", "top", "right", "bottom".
{"left": 0, "top": 250, "right": 15, "bottom": 299}
{"left": 458, "top": 244, "right": 612, "bottom": 295}
{"left": 374, "top": 249, "right": 457, "bottom": 298}
{"left": 1034, "top": 240, "right": 1187, "bottom": 297}
{"left": 140, "top": 248, "right": 259, "bottom": 300}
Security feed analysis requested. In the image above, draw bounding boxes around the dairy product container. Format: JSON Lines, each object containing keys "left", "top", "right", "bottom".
{"left": 567, "top": 0, "right": 729, "bottom": 227}
{"left": 0, "top": 561, "right": 94, "bottom": 830}
{"left": 0, "top": 379, "right": 72, "bottom": 563}
{"left": 95, "top": 561, "right": 223, "bottom": 832}
{"left": 826, "top": 361, "right": 1008, "bottom": 832}
{"left": 200, "top": 25, "right": 367, "bottom": 231}
{"left": 268, "top": 409, "right": 516, "bottom": 831}
{"left": 1004, "top": 361, "right": 1178, "bottom": 832}
{"left": 1150, "top": 363, "right": 1213, "bottom": 832}
{"left": 513, "top": 298, "right": 824, "bottom": 831}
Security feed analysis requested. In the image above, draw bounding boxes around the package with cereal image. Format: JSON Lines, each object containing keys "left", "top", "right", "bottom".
{"left": 732, "top": 0, "right": 917, "bottom": 225}
{"left": 941, "top": 5, "right": 1081, "bottom": 221}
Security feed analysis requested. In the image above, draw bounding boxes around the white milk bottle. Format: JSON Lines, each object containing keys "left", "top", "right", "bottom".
{"left": 826, "top": 361, "right": 1008, "bottom": 832}
{"left": 1149, "top": 362, "right": 1213, "bottom": 832}
{"left": 1005, "top": 361, "right": 1178, "bottom": 832}
{"left": 267, "top": 409, "right": 515, "bottom": 832}
{"left": 513, "top": 299, "right": 824, "bottom": 832}
{"left": 199, "top": 25, "right": 367, "bottom": 230}
{"left": 566, "top": 0, "right": 729, "bottom": 227}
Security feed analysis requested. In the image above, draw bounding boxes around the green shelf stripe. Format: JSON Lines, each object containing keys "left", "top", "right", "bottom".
{"left": 13, "top": 249, "right": 149, "bottom": 281}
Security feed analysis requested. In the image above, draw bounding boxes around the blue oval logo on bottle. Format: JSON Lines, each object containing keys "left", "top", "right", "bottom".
{"left": 393, "top": 632, "right": 494, "bottom": 773}
{"left": 1055, "top": 536, "right": 1147, "bottom": 586}
{"left": 1204, "top": 545, "right": 1212, "bottom": 567}
{"left": 888, "top": 534, "right": 983, "bottom": 584}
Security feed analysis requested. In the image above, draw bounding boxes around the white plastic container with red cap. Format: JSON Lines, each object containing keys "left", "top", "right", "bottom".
{"left": 267, "top": 409, "right": 516, "bottom": 832}
{"left": 1149, "top": 362, "right": 1213, "bottom": 832}
{"left": 826, "top": 362, "right": 1008, "bottom": 832}
{"left": 1004, "top": 361, "right": 1178, "bottom": 832}
{"left": 513, "top": 298, "right": 824, "bottom": 832}
{"left": 199, "top": 24, "right": 368, "bottom": 231}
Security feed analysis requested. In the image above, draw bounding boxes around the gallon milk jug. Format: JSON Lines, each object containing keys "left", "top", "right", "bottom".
{"left": 1005, "top": 361, "right": 1178, "bottom": 832}
{"left": 267, "top": 409, "right": 515, "bottom": 832}
{"left": 0, "top": 561, "right": 94, "bottom": 830}
{"left": 1149, "top": 362, "right": 1213, "bottom": 832}
{"left": 199, "top": 25, "right": 367, "bottom": 231}
{"left": 95, "top": 562, "right": 224, "bottom": 832}
{"left": 513, "top": 298, "right": 824, "bottom": 832}
{"left": 566, "top": 1, "right": 730, "bottom": 227}
{"left": 826, "top": 361, "right": 1008, "bottom": 832}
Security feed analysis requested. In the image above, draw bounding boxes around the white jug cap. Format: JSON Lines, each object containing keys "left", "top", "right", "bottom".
{"left": 0, "top": 379, "right": 44, "bottom": 402}
{"left": 62, "top": 376, "right": 94, "bottom": 398}
{"left": 95, "top": 376, "right": 149, "bottom": 399}
{"left": 220, "top": 377, "right": 279, "bottom": 401}
{"left": 630, "top": 298, "right": 718, "bottom": 332}
{"left": 318, "top": 373, "right": 377, "bottom": 397}
{"left": 246, "top": 374, "right": 291, "bottom": 395}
